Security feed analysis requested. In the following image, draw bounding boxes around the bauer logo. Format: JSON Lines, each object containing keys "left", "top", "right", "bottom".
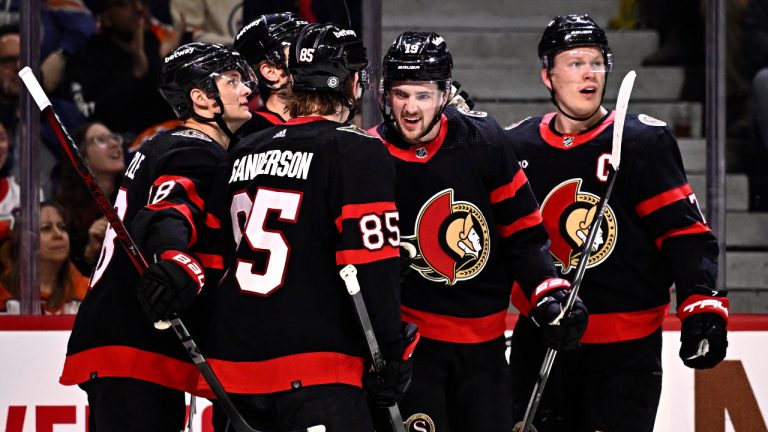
{"left": 165, "top": 46, "right": 194, "bottom": 63}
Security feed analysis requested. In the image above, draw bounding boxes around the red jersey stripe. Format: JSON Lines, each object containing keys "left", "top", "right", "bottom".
{"left": 401, "top": 305, "right": 508, "bottom": 343}
{"left": 581, "top": 304, "right": 669, "bottom": 343}
{"left": 497, "top": 210, "right": 543, "bottom": 237}
{"left": 655, "top": 221, "right": 711, "bottom": 249}
{"left": 334, "top": 202, "right": 398, "bottom": 232}
{"left": 145, "top": 201, "right": 198, "bottom": 246}
{"left": 635, "top": 184, "right": 694, "bottom": 217}
{"left": 336, "top": 246, "right": 399, "bottom": 265}
{"left": 490, "top": 169, "right": 528, "bottom": 204}
{"left": 153, "top": 175, "right": 205, "bottom": 210}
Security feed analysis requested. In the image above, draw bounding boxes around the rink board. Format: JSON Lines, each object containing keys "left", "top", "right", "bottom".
{"left": 1, "top": 315, "right": 766, "bottom": 431}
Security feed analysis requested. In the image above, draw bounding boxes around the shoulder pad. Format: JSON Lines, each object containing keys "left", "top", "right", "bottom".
{"left": 504, "top": 116, "right": 532, "bottom": 130}
{"left": 637, "top": 114, "right": 667, "bottom": 127}
{"left": 171, "top": 129, "right": 213, "bottom": 142}
{"left": 457, "top": 107, "right": 488, "bottom": 118}
{"left": 337, "top": 124, "right": 376, "bottom": 138}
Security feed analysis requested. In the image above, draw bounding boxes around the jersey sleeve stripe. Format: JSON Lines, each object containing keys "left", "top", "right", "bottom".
{"left": 153, "top": 175, "right": 205, "bottom": 210}
{"left": 204, "top": 212, "right": 221, "bottom": 228}
{"left": 334, "top": 201, "right": 397, "bottom": 232}
{"left": 489, "top": 169, "right": 528, "bottom": 204}
{"left": 145, "top": 201, "right": 198, "bottom": 246}
{"left": 196, "top": 252, "right": 224, "bottom": 269}
{"left": 497, "top": 210, "right": 543, "bottom": 237}
{"left": 635, "top": 183, "right": 694, "bottom": 217}
{"left": 335, "top": 246, "right": 399, "bottom": 265}
{"left": 654, "top": 221, "right": 711, "bottom": 249}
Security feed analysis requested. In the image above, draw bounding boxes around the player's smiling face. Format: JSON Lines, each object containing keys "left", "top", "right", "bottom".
{"left": 544, "top": 47, "right": 607, "bottom": 118}
{"left": 390, "top": 81, "right": 446, "bottom": 145}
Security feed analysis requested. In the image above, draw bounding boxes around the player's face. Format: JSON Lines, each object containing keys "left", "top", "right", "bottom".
{"left": 544, "top": 47, "right": 607, "bottom": 119}
{"left": 83, "top": 123, "right": 125, "bottom": 176}
{"left": 40, "top": 205, "right": 70, "bottom": 264}
{"left": 389, "top": 81, "right": 447, "bottom": 145}
{"left": 215, "top": 70, "right": 253, "bottom": 127}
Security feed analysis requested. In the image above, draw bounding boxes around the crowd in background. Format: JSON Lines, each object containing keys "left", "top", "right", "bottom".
{"left": 0, "top": 0, "right": 764, "bottom": 316}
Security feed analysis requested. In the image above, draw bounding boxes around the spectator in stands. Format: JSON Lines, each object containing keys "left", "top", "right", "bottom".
{"left": 0, "top": 118, "right": 19, "bottom": 244}
{"left": 41, "top": 0, "right": 98, "bottom": 93}
{"left": 56, "top": 121, "right": 124, "bottom": 274}
{"left": 742, "top": 0, "right": 768, "bottom": 211}
{"left": 63, "top": 0, "right": 176, "bottom": 141}
{"left": 0, "top": 201, "right": 89, "bottom": 314}
{"left": 171, "top": 0, "right": 241, "bottom": 45}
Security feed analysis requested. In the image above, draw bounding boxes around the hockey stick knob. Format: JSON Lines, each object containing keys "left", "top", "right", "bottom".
{"left": 18, "top": 66, "right": 52, "bottom": 111}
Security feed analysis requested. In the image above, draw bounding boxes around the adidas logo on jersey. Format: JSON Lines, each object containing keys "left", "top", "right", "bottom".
{"left": 273, "top": 129, "right": 287, "bottom": 139}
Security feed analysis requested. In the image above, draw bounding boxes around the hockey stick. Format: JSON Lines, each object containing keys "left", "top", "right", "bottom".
{"left": 514, "top": 70, "right": 637, "bottom": 432}
{"left": 339, "top": 265, "right": 408, "bottom": 432}
{"left": 18, "top": 67, "right": 324, "bottom": 432}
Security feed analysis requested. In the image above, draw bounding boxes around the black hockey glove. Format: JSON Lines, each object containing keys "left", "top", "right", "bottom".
{"left": 448, "top": 80, "right": 475, "bottom": 111}
{"left": 364, "top": 322, "right": 420, "bottom": 407}
{"left": 679, "top": 313, "right": 728, "bottom": 369}
{"left": 531, "top": 289, "right": 588, "bottom": 351}
{"left": 137, "top": 251, "right": 202, "bottom": 323}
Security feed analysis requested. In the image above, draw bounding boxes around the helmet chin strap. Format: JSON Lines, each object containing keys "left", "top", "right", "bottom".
{"left": 191, "top": 96, "right": 236, "bottom": 141}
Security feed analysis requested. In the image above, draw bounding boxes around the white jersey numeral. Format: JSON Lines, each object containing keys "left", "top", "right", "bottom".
{"left": 91, "top": 189, "right": 128, "bottom": 287}
{"left": 231, "top": 188, "right": 301, "bottom": 296}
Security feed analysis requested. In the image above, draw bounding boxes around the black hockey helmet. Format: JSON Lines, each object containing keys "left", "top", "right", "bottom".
{"left": 159, "top": 42, "right": 256, "bottom": 120}
{"left": 288, "top": 23, "right": 368, "bottom": 94}
{"left": 538, "top": 14, "right": 613, "bottom": 71}
{"left": 382, "top": 31, "right": 452, "bottom": 92}
{"left": 234, "top": 12, "right": 308, "bottom": 67}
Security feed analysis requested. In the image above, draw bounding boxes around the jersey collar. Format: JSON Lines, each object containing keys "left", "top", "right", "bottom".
{"left": 370, "top": 114, "right": 449, "bottom": 163}
{"left": 539, "top": 111, "right": 615, "bottom": 149}
{"left": 255, "top": 108, "right": 287, "bottom": 124}
{"left": 285, "top": 115, "right": 330, "bottom": 125}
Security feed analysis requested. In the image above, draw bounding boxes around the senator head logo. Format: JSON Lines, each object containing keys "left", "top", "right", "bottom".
{"left": 401, "top": 189, "right": 490, "bottom": 285}
{"left": 540, "top": 179, "right": 617, "bottom": 273}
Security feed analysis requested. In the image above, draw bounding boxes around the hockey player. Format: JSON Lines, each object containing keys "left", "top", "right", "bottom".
{"left": 505, "top": 15, "right": 729, "bottom": 432}
{"left": 59, "top": 42, "right": 255, "bottom": 430}
{"left": 369, "top": 31, "right": 586, "bottom": 432}
{"left": 203, "top": 24, "right": 414, "bottom": 431}
{"left": 233, "top": 12, "right": 308, "bottom": 137}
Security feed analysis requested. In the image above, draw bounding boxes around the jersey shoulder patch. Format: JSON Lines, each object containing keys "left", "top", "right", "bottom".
{"left": 457, "top": 107, "right": 488, "bottom": 118}
{"left": 171, "top": 129, "right": 213, "bottom": 142}
{"left": 337, "top": 124, "right": 376, "bottom": 138}
{"left": 637, "top": 114, "right": 667, "bottom": 127}
{"left": 504, "top": 116, "right": 532, "bottom": 130}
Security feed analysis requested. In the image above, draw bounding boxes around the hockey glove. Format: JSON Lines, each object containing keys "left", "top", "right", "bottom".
{"left": 679, "top": 313, "right": 728, "bottom": 369}
{"left": 137, "top": 251, "right": 203, "bottom": 323}
{"left": 531, "top": 289, "right": 588, "bottom": 351}
{"left": 364, "top": 322, "right": 420, "bottom": 407}
{"left": 448, "top": 80, "right": 475, "bottom": 111}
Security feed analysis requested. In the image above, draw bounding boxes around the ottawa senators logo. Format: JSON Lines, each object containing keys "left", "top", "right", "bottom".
{"left": 402, "top": 189, "right": 490, "bottom": 285}
{"left": 540, "top": 179, "right": 617, "bottom": 273}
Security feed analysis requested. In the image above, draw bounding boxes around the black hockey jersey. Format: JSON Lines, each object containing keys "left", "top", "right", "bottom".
{"left": 506, "top": 112, "right": 728, "bottom": 344}
{"left": 236, "top": 107, "right": 287, "bottom": 138}
{"left": 202, "top": 116, "right": 402, "bottom": 395}
{"left": 370, "top": 107, "right": 562, "bottom": 344}
{"left": 60, "top": 127, "right": 230, "bottom": 392}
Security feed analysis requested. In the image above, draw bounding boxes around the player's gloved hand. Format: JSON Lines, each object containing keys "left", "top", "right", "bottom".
{"left": 137, "top": 251, "right": 202, "bottom": 323}
{"left": 364, "top": 322, "right": 420, "bottom": 407}
{"left": 448, "top": 80, "right": 475, "bottom": 111}
{"left": 680, "top": 313, "right": 728, "bottom": 369}
{"left": 531, "top": 289, "right": 588, "bottom": 351}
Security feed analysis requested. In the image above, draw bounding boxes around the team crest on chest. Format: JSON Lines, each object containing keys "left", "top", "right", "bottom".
{"left": 401, "top": 189, "right": 490, "bottom": 285}
{"left": 541, "top": 179, "right": 618, "bottom": 273}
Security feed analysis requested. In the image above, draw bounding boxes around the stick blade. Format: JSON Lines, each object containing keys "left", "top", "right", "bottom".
{"left": 610, "top": 70, "right": 636, "bottom": 170}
